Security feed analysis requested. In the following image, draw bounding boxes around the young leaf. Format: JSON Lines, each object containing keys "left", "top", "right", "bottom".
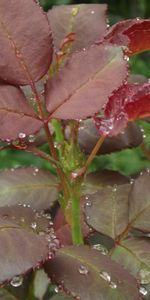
{"left": 0, "top": 167, "right": 58, "bottom": 210}
{"left": 47, "top": 4, "right": 107, "bottom": 53}
{"left": 95, "top": 83, "right": 150, "bottom": 137}
{"left": 129, "top": 170, "right": 150, "bottom": 232}
{"left": 84, "top": 184, "right": 131, "bottom": 239}
{"left": 0, "top": 217, "right": 49, "bottom": 284}
{"left": 46, "top": 44, "right": 127, "bottom": 120}
{"left": 103, "top": 19, "right": 150, "bottom": 55}
{"left": 111, "top": 237, "right": 150, "bottom": 284}
{"left": 78, "top": 119, "right": 143, "bottom": 155}
{"left": 45, "top": 246, "right": 140, "bottom": 300}
{"left": 0, "top": 0, "right": 53, "bottom": 85}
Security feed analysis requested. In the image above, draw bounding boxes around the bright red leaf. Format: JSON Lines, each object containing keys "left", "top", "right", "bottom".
{"left": 95, "top": 83, "right": 150, "bottom": 136}
{"left": 102, "top": 19, "right": 150, "bottom": 55}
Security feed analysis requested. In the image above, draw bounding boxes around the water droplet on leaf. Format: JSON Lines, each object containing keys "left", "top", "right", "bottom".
{"left": 109, "top": 281, "right": 117, "bottom": 289}
{"left": 99, "top": 271, "right": 111, "bottom": 282}
{"left": 78, "top": 265, "right": 89, "bottom": 275}
{"left": 10, "top": 275, "right": 23, "bottom": 287}
{"left": 92, "top": 244, "right": 108, "bottom": 255}
{"left": 31, "top": 222, "right": 37, "bottom": 229}
{"left": 18, "top": 132, "right": 26, "bottom": 139}
{"left": 139, "top": 286, "right": 148, "bottom": 296}
{"left": 91, "top": 10, "right": 95, "bottom": 14}
{"left": 28, "top": 134, "right": 36, "bottom": 143}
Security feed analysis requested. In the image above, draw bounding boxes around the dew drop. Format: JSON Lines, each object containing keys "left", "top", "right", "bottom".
{"left": 139, "top": 286, "right": 148, "bottom": 296}
{"left": 86, "top": 200, "right": 92, "bottom": 207}
{"left": 54, "top": 286, "right": 59, "bottom": 293}
{"left": 130, "top": 178, "right": 134, "bottom": 185}
{"left": 109, "top": 281, "right": 117, "bottom": 289}
{"left": 78, "top": 265, "right": 89, "bottom": 275}
{"left": 99, "top": 271, "right": 111, "bottom": 282}
{"left": 136, "top": 17, "right": 141, "bottom": 21}
{"left": 83, "top": 48, "right": 86, "bottom": 51}
{"left": 91, "top": 10, "right": 95, "bottom": 14}
{"left": 31, "top": 222, "right": 37, "bottom": 229}
{"left": 33, "top": 167, "right": 39, "bottom": 176}
{"left": 28, "top": 134, "right": 36, "bottom": 143}
{"left": 124, "top": 55, "right": 129, "bottom": 61}
{"left": 92, "top": 244, "right": 108, "bottom": 255}
{"left": 112, "top": 184, "right": 117, "bottom": 192}
{"left": 18, "top": 132, "right": 26, "bottom": 139}
{"left": 10, "top": 275, "right": 23, "bottom": 287}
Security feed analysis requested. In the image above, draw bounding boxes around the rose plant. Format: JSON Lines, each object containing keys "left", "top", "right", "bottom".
{"left": 0, "top": 1, "right": 150, "bottom": 299}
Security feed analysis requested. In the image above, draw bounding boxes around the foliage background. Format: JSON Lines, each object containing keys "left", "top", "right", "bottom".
{"left": 0, "top": 0, "right": 149, "bottom": 176}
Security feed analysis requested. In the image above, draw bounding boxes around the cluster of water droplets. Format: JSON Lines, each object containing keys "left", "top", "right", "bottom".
{"left": 92, "top": 244, "right": 108, "bottom": 255}
{"left": 11, "top": 132, "right": 36, "bottom": 150}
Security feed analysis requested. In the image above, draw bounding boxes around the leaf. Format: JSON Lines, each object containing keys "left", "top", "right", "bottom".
{"left": 46, "top": 44, "right": 127, "bottom": 120}
{"left": 50, "top": 294, "right": 74, "bottom": 300}
{"left": 0, "top": 84, "right": 42, "bottom": 141}
{"left": 84, "top": 170, "right": 130, "bottom": 195}
{"left": 111, "top": 237, "right": 150, "bottom": 284}
{"left": 0, "top": 289, "right": 18, "bottom": 300}
{"left": 0, "top": 167, "right": 58, "bottom": 210}
{"left": 129, "top": 170, "right": 150, "bottom": 232}
{"left": 0, "top": 216, "right": 49, "bottom": 283}
{"left": 47, "top": 4, "right": 107, "bottom": 53}
{"left": 45, "top": 246, "right": 140, "bottom": 300}
{"left": 103, "top": 19, "right": 150, "bottom": 55}
{"left": 95, "top": 83, "right": 150, "bottom": 137}
{"left": 78, "top": 119, "right": 143, "bottom": 155}
{"left": 0, "top": 0, "right": 53, "bottom": 85}
{"left": 84, "top": 183, "right": 131, "bottom": 239}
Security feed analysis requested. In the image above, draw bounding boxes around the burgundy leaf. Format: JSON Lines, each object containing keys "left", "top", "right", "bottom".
{"left": 47, "top": 4, "right": 107, "bottom": 53}
{"left": 78, "top": 119, "right": 143, "bottom": 155}
{"left": 0, "top": 216, "right": 49, "bottom": 284}
{"left": 45, "top": 246, "right": 140, "bottom": 300}
{"left": 0, "top": 167, "right": 58, "bottom": 210}
{"left": 103, "top": 19, "right": 150, "bottom": 55}
{"left": 46, "top": 44, "right": 127, "bottom": 120}
{"left": 0, "top": 0, "right": 53, "bottom": 85}
{"left": 95, "top": 83, "right": 150, "bottom": 137}
{"left": 0, "top": 84, "right": 43, "bottom": 141}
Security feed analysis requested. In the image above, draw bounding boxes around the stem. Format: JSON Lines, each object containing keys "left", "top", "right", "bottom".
{"left": 141, "top": 142, "right": 150, "bottom": 161}
{"left": 84, "top": 135, "right": 106, "bottom": 171}
{"left": 25, "top": 146, "right": 61, "bottom": 166}
{"left": 71, "top": 180, "right": 84, "bottom": 245}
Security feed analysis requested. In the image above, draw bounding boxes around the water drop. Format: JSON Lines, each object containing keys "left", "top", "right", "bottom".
{"left": 86, "top": 200, "right": 92, "bottom": 207}
{"left": 78, "top": 265, "right": 89, "bottom": 275}
{"left": 18, "top": 132, "right": 26, "bottom": 139}
{"left": 139, "top": 286, "right": 148, "bottom": 296}
{"left": 91, "top": 10, "right": 95, "bottom": 14}
{"left": 33, "top": 167, "right": 39, "bottom": 176}
{"left": 112, "top": 184, "right": 117, "bottom": 192}
{"left": 92, "top": 244, "right": 108, "bottom": 255}
{"left": 31, "top": 222, "right": 37, "bottom": 229}
{"left": 139, "top": 269, "right": 150, "bottom": 284}
{"left": 99, "top": 271, "right": 111, "bottom": 282}
{"left": 71, "top": 171, "right": 78, "bottom": 179}
{"left": 54, "top": 286, "right": 59, "bottom": 293}
{"left": 109, "top": 281, "right": 117, "bottom": 289}
{"left": 136, "top": 17, "right": 141, "bottom": 21}
{"left": 10, "top": 275, "right": 23, "bottom": 287}
{"left": 28, "top": 134, "right": 36, "bottom": 143}
{"left": 83, "top": 48, "right": 86, "bottom": 51}
{"left": 130, "top": 178, "right": 134, "bottom": 185}
{"left": 124, "top": 55, "right": 129, "bottom": 61}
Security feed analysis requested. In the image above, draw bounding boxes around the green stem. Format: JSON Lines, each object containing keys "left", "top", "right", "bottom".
{"left": 70, "top": 180, "right": 84, "bottom": 245}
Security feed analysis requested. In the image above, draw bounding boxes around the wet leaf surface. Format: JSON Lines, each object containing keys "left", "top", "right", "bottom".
{"left": 95, "top": 83, "right": 150, "bottom": 137}
{"left": 0, "top": 84, "right": 42, "bottom": 141}
{"left": 45, "top": 246, "right": 140, "bottom": 300}
{"left": 0, "top": 216, "right": 49, "bottom": 284}
{"left": 84, "top": 170, "right": 130, "bottom": 195}
{"left": 84, "top": 183, "right": 131, "bottom": 239}
{"left": 78, "top": 119, "right": 142, "bottom": 155}
{"left": 103, "top": 19, "right": 150, "bottom": 55}
{"left": 0, "top": 288, "right": 18, "bottom": 300}
{"left": 46, "top": 44, "right": 127, "bottom": 120}
{"left": 0, "top": 167, "right": 58, "bottom": 210}
{"left": 47, "top": 4, "right": 107, "bottom": 53}
{"left": 0, "top": 0, "right": 53, "bottom": 85}
{"left": 111, "top": 237, "right": 150, "bottom": 284}
{"left": 129, "top": 170, "right": 150, "bottom": 232}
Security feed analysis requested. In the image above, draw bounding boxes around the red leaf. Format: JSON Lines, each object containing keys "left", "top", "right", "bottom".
{"left": 0, "top": 84, "right": 42, "bottom": 141}
{"left": 46, "top": 44, "right": 127, "bottom": 120}
{"left": 0, "top": 0, "right": 53, "bottom": 85}
{"left": 103, "top": 19, "right": 150, "bottom": 55}
{"left": 95, "top": 83, "right": 150, "bottom": 136}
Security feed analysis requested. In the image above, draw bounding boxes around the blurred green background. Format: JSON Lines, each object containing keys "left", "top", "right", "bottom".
{"left": 0, "top": 0, "right": 150, "bottom": 177}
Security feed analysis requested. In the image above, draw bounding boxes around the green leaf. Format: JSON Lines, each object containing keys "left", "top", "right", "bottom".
{"left": 45, "top": 246, "right": 140, "bottom": 300}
